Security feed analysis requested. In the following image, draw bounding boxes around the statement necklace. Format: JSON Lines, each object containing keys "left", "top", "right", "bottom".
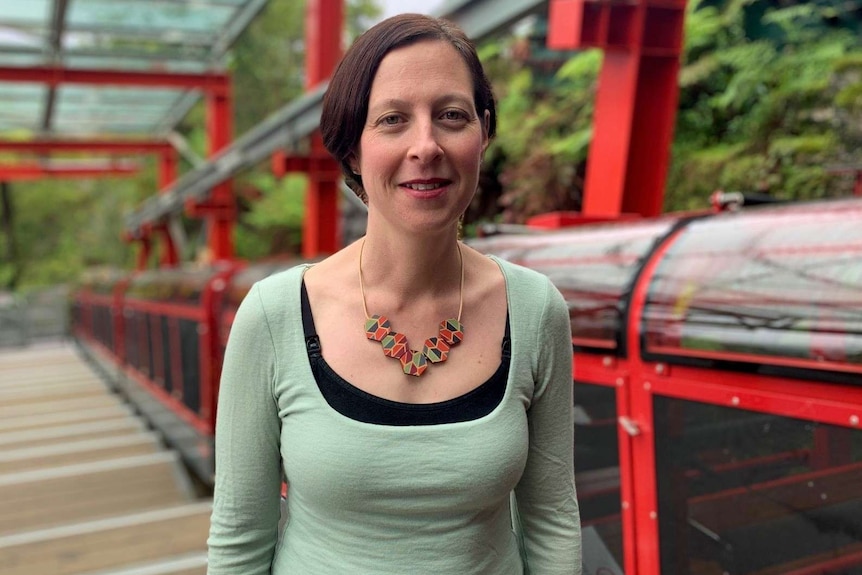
{"left": 359, "top": 238, "right": 465, "bottom": 377}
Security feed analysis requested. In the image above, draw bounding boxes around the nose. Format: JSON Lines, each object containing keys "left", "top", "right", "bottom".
{"left": 408, "top": 120, "right": 443, "bottom": 164}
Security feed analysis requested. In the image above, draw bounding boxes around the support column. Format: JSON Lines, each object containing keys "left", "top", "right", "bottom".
{"left": 301, "top": 0, "right": 343, "bottom": 258}
{"left": 205, "top": 88, "right": 235, "bottom": 261}
{"left": 548, "top": 0, "right": 687, "bottom": 218}
{"left": 135, "top": 235, "right": 152, "bottom": 271}
{"left": 157, "top": 148, "right": 179, "bottom": 266}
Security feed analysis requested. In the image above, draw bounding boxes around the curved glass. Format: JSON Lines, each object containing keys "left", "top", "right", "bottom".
{"left": 126, "top": 266, "right": 219, "bottom": 304}
{"left": 471, "top": 219, "right": 677, "bottom": 352}
{"left": 224, "top": 260, "right": 299, "bottom": 311}
{"left": 643, "top": 199, "right": 862, "bottom": 375}
{"left": 78, "top": 266, "right": 129, "bottom": 295}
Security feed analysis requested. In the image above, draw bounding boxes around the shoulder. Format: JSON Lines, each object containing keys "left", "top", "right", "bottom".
{"left": 252, "top": 264, "right": 308, "bottom": 308}
{"left": 232, "top": 264, "right": 307, "bottom": 333}
{"left": 490, "top": 256, "right": 560, "bottom": 305}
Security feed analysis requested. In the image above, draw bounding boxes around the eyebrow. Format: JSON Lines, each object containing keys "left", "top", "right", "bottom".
{"left": 368, "top": 95, "right": 475, "bottom": 116}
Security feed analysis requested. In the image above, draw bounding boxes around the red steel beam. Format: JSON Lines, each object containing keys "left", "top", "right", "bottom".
{"left": 548, "top": 0, "right": 687, "bottom": 218}
{"left": 0, "top": 139, "right": 173, "bottom": 154}
{"left": 0, "top": 162, "right": 139, "bottom": 180}
{"left": 0, "top": 65, "right": 229, "bottom": 94}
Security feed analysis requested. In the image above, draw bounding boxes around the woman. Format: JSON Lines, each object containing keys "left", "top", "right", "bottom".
{"left": 208, "top": 13, "right": 581, "bottom": 574}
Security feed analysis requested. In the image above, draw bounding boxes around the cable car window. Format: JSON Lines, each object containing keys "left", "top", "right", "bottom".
{"left": 574, "top": 383, "right": 624, "bottom": 574}
{"left": 654, "top": 396, "right": 862, "bottom": 575}
{"left": 472, "top": 220, "right": 675, "bottom": 353}
{"left": 644, "top": 200, "right": 862, "bottom": 378}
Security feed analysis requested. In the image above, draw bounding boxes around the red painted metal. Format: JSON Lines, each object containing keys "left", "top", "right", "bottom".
{"left": 159, "top": 149, "right": 178, "bottom": 190}
{"left": 624, "top": 225, "right": 687, "bottom": 575}
{"left": 200, "top": 265, "right": 242, "bottom": 431}
{"left": 547, "top": 0, "right": 687, "bottom": 217}
{"left": 0, "top": 161, "right": 139, "bottom": 180}
{"left": 0, "top": 65, "right": 229, "bottom": 94}
{"left": 135, "top": 236, "right": 152, "bottom": 271}
{"left": 302, "top": 134, "right": 341, "bottom": 258}
{"left": 277, "top": 0, "right": 342, "bottom": 258}
{"left": 123, "top": 298, "right": 204, "bottom": 322}
{"left": 191, "top": 87, "right": 236, "bottom": 262}
{"left": 305, "top": 0, "right": 343, "bottom": 89}
{"left": 646, "top": 344, "right": 862, "bottom": 377}
{"left": 647, "top": 369, "right": 862, "bottom": 430}
{"left": 157, "top": 151, "right": 180, "bottom": 267}
{"left": 0, "top": 139, "right": 173, "bottom": 154}
{"left": 526, "top": 211, "right": 640, "bottom": 229}
{"left": 123, "top": 365, "right": 212, "bottom": 434}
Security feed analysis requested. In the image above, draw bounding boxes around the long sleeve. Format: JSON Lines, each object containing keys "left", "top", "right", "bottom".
{"left": 514, "top": 278, "right": 582, "bottom": 574}
{"left": 208, "top": 283, "right": 283, "bottom": 574}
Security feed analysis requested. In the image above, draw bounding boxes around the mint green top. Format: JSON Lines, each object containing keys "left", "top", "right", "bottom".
{"left": 207, "top": 258, "right": 581, "bottom": 574}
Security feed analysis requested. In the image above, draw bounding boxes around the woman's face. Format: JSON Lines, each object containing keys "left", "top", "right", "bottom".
{"left": 353, "top": 40, "right": 489, "bottom": 237}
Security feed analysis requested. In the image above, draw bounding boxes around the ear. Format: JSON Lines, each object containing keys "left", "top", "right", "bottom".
{"left": 348, "top": 153, "right": 361, "bottom": 175}
{"left": 481, "top": 109, "right": 491, "bottom": 154}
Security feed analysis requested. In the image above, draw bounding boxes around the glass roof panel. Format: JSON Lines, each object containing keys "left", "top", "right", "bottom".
{"left": 67, "top": 0, "right": 234, "bottom": 34}
{"left": 0, "top": 0, "right": 49, "bottom": 52}
{"left": 0, "top": 0, "right": 50, "bottom": 26}
{"left": 0, "top": 52, "right": 46, "bottom": 67}
{"left": 0, "top": 0, "right": 267, "bottom": 139}
{"left": 0, "top": 85, "right": 45, "bottom": 129}
{"left": 63, "top": 54, "right": 210, "bottom": 73}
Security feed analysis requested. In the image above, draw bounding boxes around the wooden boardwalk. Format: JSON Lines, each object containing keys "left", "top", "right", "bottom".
{"left": 0, "top": 343, "right": 210, "bottom": 575}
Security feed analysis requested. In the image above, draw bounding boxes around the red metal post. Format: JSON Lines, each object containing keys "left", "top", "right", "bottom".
{"left": 0, "top": 139, "right": 173, "bottom": 155}
{"left": 548, "top": 0, "right": 687, "bottom": 218}
{"left": 192, "top": 86, "right": 235, "bottom": 262}
{"left": 301, "top": 0, "right": 342, "bottom": 258}
{"left": 135, "top": 236, "right": 152, "bottom": 271}
{"left": 157, "top": 149, "right": 180, "bottom": 267}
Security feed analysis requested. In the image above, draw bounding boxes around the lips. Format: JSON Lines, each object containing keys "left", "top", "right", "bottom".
{"left": 399, "top": 179, "right": 452, "bottom": 200}
{"left": 403, "top": 182, "right": 446, "bottom": 191}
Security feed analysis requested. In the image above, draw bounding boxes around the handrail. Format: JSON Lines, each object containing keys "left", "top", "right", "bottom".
{"left": 124, "top": 0, "right": 548, "bottom": 237}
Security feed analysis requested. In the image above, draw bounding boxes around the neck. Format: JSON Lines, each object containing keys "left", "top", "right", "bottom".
{"left": 358, "top": 228, "right": 463, "bottom": 304}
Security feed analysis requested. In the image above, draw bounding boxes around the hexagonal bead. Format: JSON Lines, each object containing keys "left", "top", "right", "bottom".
{"left": 439, "top": 318, "right": 464, "bottom": 346}
{"left": 381, "top": 332, "right": 408, "bottom": 359}
{"left": 364, "top": 314, "right": 391, "bottom": 341}
{"left": 400, "top": 349, "right": 428, "bottom": 376}
{"left": 422, "top": 336, "right": 451, "bottom": 363}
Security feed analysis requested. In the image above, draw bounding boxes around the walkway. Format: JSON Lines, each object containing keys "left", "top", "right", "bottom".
{"left": 0, "top": 342, "right": 210, "bottom": 575}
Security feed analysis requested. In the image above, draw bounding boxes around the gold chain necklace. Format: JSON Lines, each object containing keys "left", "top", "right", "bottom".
{"left": 359, "top": 238, "right": 464, "bottom": 377}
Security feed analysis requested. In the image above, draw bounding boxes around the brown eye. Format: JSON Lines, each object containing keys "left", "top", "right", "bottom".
{"left": 442, "top": 110, "right": 467, "bottom": 122}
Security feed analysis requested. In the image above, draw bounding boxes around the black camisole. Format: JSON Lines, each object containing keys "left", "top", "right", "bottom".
{"left": 300, "top": 280, "right": 511, "bottom": 426}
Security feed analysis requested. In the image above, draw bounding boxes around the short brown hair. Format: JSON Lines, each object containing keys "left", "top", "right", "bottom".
{"left": 320, "top": 13, "right": 497, "bottom": 202}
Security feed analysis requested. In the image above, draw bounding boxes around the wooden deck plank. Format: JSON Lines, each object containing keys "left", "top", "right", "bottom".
{"left": 76, "top": 553, "right": 208, "bottom": 575}
{"left": 0, "top": 433, "right": 161, "bottom": 474}
{"left": 0, "top": 405, "right": 133, "bottom": 434}
{"left": 0, "top": 453, "right": 193, "bottom": 534}
{"left": 0, "top": 395, "right": 123, "bottom": 418}
{"left": 0, "top": 418, "right": 146, "bottom": 451}
{"left": 0, "top": 503, "right": 211, "bottom": 575}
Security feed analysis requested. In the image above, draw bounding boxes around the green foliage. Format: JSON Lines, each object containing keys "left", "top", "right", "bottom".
{"left": 234, "top": 173, "right": 307, "bottom": 259}
{"left": 0, "top": 174, "right": 150, "bottom": 290}
{"left": 474, "top": 0, "right": 862, "bottom": 223}
{"left": 668, "top": 0, "right": 862, "bottom": 209}
{"left": 483, "top": 45, "right": 600, "bottom": 221}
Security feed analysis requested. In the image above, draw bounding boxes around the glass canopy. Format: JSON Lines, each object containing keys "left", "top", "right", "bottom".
{"left": 0, "top": 0, "right": 267, "bottom": 138}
